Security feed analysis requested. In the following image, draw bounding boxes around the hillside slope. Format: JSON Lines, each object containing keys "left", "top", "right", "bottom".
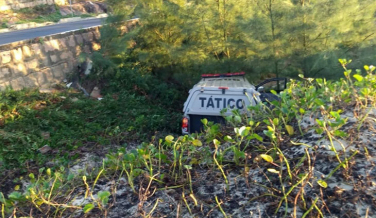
{"left": 0, "top": 60, "right": 375, "bottom": 217}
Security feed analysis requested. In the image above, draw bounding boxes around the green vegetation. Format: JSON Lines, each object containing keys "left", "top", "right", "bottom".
{"left": 16, "top": 4, "right": 65, "bottom": 23}
{"left": 4, "top": 4, "right": 99, "bottom": 25}
{"left": 1, "top": 0, "right": 376, "bottom": 216}
{"left": 0, "top": 60, "right": 375, "bottom": 217}
{"left": 0, "top": 19, "right": 8, "bottom": 29}
{"left": 100, "top": 0, "right": 376, "bottom": 82}
{"left": 0, "top": 70, "right": 183, "bottom": 170}
{"left": 80, "top": 13, "right": 96, "bottom": 18}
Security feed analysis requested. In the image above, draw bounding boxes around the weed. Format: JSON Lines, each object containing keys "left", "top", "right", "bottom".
{"left": 0, "top": 80, "right": 181, "bottom": 170}
{"left": 212, "top": 139, "right": 228, "bottom": 188}
{"left": 215, "top": 195, "right": 228, "bottom": 218}
{"left": 80, "top": 14, "right": 95, "bottom": 18}
{"left": 0, "top": 20, "right": 8, "bottom": 29}
{"left": 1, "top": 59, "right": 376, "bottom": 217}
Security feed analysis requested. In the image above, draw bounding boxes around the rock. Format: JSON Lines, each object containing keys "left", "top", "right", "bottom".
{"left": 45, "top": 161, "right": 55, "bottom": 168}
{"left": 59, "top": 7, "right": 77, "bottom": 16}
{"left": 83, "top": 59, "right": 93, "bottom": 75}
{"left": 83, "top": 1, "right": 105, "bottom": 13}
{"left": 90, "top": 86, "right": 102, "bottom": 98}
{"left": 96, "top": 2, "right": 108, "bottom": 12}
{"left": 77, "top": 58, "right": 93, "bottom": 76}
{"left": 60, "top": 2, "right": 106, "bottom": 15}
{"left": 39, "top": 88, "right": 57, "bottom": 93}
{"left": 69, "top": 153, "right": 99, "bottom": 176}
{"left": 38, "top": 145, "right": 52, "bottom": 154}
{"left": 41, "top": 132, "right": 50, "bottom": 140}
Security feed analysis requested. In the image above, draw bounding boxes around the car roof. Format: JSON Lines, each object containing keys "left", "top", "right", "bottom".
{"left": 196, "top": 76, "right": 255, "bottom": 89}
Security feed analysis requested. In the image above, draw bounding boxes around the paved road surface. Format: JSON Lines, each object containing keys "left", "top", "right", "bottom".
{"left": 0, "top": 18, "right": 104, "bottom": 46}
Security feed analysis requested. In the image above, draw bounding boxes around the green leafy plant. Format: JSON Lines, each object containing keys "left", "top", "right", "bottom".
{"left": 2, "top": 58, "right": 376, "bottom": 217}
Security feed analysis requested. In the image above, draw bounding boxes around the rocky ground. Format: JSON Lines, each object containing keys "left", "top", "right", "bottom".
{"left": 38, "top": 107, "right": 374, "bottom": 218}
{"left": 59, "top": 1, "right": 107, "bottom": 16}
{"left": 1, "top": 76, "right": 375, "bottom": 217}
{"left": 0, "top": 2, "right": 107, "bottom": 31}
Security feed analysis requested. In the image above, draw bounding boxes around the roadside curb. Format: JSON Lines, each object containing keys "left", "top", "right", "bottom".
{"left": 58, "top": 17, "right": 82, "bottom": 23}
{"left": 8, "top": 22, "right": 54, "bottom": 31}
{"left": 58, "top": 14, "right": 108, "bottom": 23}
{"left": 0, "top": 13, "right": 108, "bottom": 33}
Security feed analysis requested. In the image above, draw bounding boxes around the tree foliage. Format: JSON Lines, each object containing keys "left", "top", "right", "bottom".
{"left": 99, "top": 0, "right": 376, "bottom": 82}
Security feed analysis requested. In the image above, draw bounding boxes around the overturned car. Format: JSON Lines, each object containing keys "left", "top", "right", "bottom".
{"left": 182, "top": 72, "right": 286, "bottom": 134}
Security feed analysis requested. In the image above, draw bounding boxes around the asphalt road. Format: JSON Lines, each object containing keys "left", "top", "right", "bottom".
{"left": 0, "top": 18, "right": 104, "bottom": 46}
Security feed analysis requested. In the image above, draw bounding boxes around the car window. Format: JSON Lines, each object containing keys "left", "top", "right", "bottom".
{"left": 259, "top": 78, "right": 286, "bottom": 92}
{"left": 264, "top": 80, "right": 285, "bottom": 91}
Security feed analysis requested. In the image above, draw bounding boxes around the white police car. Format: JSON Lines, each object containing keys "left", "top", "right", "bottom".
{"left": 181, "top": 72, "right": 286, "bottom": 134}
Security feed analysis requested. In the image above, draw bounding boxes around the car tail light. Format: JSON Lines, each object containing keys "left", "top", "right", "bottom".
{"left": 182, "top": 117, "right": 189, "bottom": 132}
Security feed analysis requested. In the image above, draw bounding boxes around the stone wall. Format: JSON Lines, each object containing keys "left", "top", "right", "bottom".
{"left": 0, "top": 27, "right": 101, "bottom": 90}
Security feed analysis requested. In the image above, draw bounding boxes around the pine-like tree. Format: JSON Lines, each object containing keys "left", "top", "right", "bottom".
{"left": 100, "top": 0, "right": 376, "bottom": 80}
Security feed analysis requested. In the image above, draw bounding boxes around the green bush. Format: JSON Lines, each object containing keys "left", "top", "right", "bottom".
{"left": 0, "top": 74, "right": 183, "bottom": 169}
{"left": 1, "top": 60, "right": 376, "bottom": 217}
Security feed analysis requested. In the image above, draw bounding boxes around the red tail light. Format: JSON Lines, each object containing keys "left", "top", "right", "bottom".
{"left": 182, "top": 117, "right": 189, "bottom": 132}
{"left": 218, "top": 87, "right": 229, "bottom": 89}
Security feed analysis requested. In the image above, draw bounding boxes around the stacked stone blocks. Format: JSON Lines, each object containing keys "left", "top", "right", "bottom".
{"left": 0, "top": 26, "right": 101, "bottom": 90}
